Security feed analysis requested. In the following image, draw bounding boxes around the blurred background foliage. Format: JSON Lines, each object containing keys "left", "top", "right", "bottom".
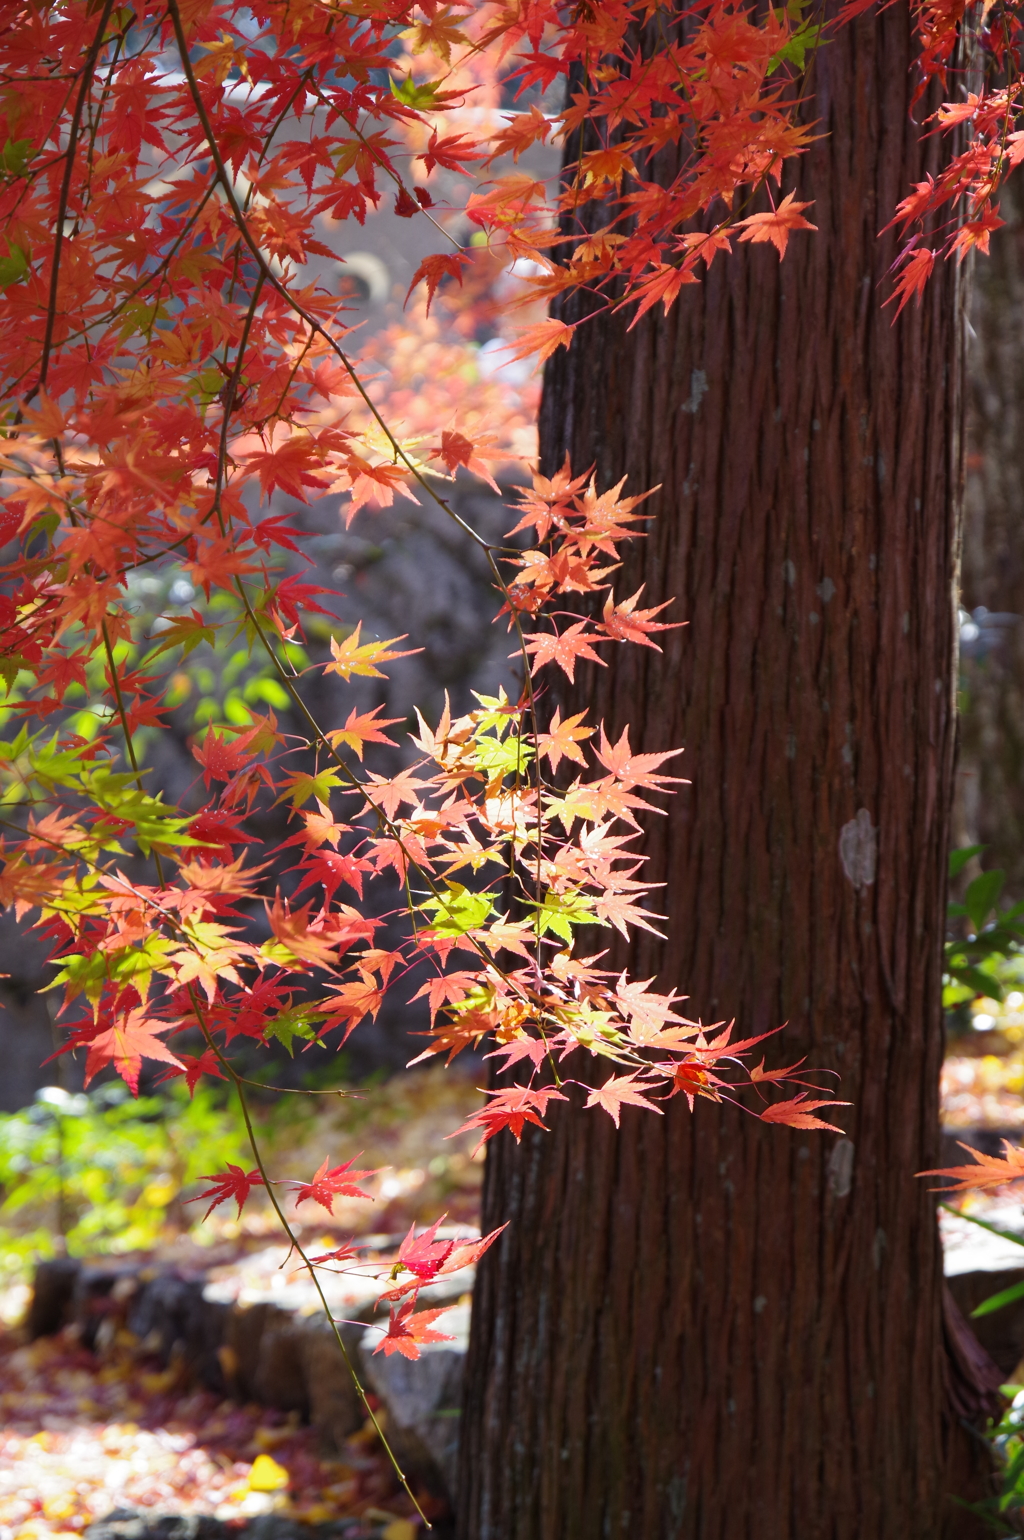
{"left": 0, "top": 1063, "right": 485, "bottom": 1303}
{"left": 0, "top": 1082, "right": 243, "bottom": 1283}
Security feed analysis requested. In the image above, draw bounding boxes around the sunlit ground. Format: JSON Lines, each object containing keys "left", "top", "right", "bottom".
{"left": 9, "top": 1033, "right": 1024, "bottom": 1538}
{"left": 0, "top": 1065, "right": 486, "bottom": 1540}
{"left": 0, "top": 1324, "right": 429, "bottom": 1539}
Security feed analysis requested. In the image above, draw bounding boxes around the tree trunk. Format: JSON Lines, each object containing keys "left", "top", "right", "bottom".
{"left": 956, "top": 176, "right": 1024, "bottom": 899}
{"left": 458, "top": 8, "right": 991, "bottom": 1537}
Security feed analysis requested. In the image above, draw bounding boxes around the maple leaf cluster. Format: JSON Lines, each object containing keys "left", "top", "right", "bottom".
{"left": 0, "top": 0, "right": 885, "bottom": 1431}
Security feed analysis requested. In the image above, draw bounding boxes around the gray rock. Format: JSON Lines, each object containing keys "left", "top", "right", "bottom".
{"left": 219, "top": 1301, "right": 287, "bottom": 1402}
{"left": 84, "top": 1513, "right": 229, "bottom": 1540}
{"left": 359, "top": 1302, "right": 469, "bottom": 1501}
{"left": 240, "top": 1518, "right": 306, "bottom": 1540}
{"left": 27, "top": 1256, "right": 79, "bottom": 1338}
{"left": 299, "top": 1314, "right": 367, "bottom": 1452}
{"left": 73, "top": 1263, "right": 136, "bottom": 1351}
{"left": 251, "top": 1310, "right": 310, "bottom": 1414}
{"left": 127, "top": 1273, "right": 203, "bottom": 1360}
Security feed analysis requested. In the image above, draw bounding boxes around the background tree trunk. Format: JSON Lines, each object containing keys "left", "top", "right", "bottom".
{"left": 457, "top": 7, "right": 988, "bottom": 1537}
{"left": 956, "top": 176, "right": 1024, "bottom": 898}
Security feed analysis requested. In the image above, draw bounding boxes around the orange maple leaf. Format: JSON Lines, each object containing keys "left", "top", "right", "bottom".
{"left": 325, "top": 623, "right": 416, "bottom": 681}
{"left": 487, "top": 104, "right": 552, "bottom": 162}
{"left": 521, "top": 622, "right": 607, "bottom": 681}
{"left": 736, "top": 192, "right": 817, "bottom": 257}
{"left": 325, "top": 704, "right": 402, "bottom": 760}
{"left": 57, "top": 1008, "right": 184, "bottom": 1095}
{"left": 920, "top": 1140, "right": 1024, "bottom": 1191}
{"left": 594, "top": 725, "right": 684, "bottom": 790}
{"left": 758, "top": 1094, "right": 847, "bottom": 1132}
{"left": 500, "top": 318, "right": 576, "bottom": 369}
{"left": 537, "top": 706, "right": 594, "bottom": 771}
{"left": 600, "top": 587, "right": 679, "bottom": 647}
{"left": 322, "top": 975, "right": 385, "bottom": 1042}
{"left": 242, "top": 434, "right": 323, "bottom": 501}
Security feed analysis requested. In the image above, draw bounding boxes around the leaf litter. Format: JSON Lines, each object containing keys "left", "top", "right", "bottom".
{"left": 0, "top": 1323, "right": 431, "bottom": 1540}
{"left": 0, "top": 1072, "right": 491, "bottom": 1540}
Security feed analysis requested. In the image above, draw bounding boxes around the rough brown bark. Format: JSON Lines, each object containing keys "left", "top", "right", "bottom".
{"left": 457, "top": 8, "right": 990, "bottom": 1538}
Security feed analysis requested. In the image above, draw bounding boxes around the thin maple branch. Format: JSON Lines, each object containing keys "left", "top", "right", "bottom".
{"left": 165, "top": 0, "right": 493, "bottom": 558}
{"left": 27, "top": 0, "right": 119, "bottom": 406}
{"left": 184, "top": 984, "right": 432, "bottom": 1530}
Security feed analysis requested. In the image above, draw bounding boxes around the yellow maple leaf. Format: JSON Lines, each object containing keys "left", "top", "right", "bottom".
{"left": 325, "top": 622, "right": 416, "bottom": 681}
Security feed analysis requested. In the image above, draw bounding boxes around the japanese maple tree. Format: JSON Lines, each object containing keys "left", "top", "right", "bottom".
{"left": 0, "top": 0, "right": 1015, "bottom": 1519}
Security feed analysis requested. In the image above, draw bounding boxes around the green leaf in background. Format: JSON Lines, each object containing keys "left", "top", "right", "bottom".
{"left": 950, "top": 844, "right": 986, "bottom": 879}
{"left": 766, "top": 18, "right": 825, "bottom": 74}
{"left": 0, "top": 139, "right": 33, "bottom": 177}
{"left": 262, "top": 1004, "right": 325, "bottom": 1056}
{"left": 946, "top": 963, "right": 1004, "bottom": 1001}
{"left": 966, "top": 868, "right": 1006, "bottom": 933}
{"left": 534, "top": 890, "right": 600, "bottom": 943}
{"left": 389, "top": 73, "right": 441, "bottom": 109}
{"left": 0, "top": 242, "right": 27, "bottom": 288}
{"left": 421, "top": 882, "right": 494, "bottom": 937}
{"left": 973, "top": 1277, "right": 1024, "bottom": 1319}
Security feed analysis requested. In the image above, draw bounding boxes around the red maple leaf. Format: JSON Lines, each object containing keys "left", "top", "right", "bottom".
{"left": 381, "top": 1215, "right": 509, "bottom": 1301}
{"left": 405, "top": 251, "right": 470, "bottom": 313}
{"left": 192, "top": 724, "right": 259, "bottom": 786}
{"left": 373, "top": 1300, "right": 456, "bottom": 1360}
{"left": 308, "top": 1238, "right": 363, "bottom": 1268}
{"left": 187, "top": 1164, "right": 265, "bottom": 1220}
{"left": 155, "top": 1047, "right": 227, "bottom": 1095}
{"left": 293, "top": 849, "right": 372, "bottom": 903}
{"left": 884, "top": 247, "right": 936, "bottom": 320}
{"left": 53, "top": 1008, "right": 184, "bottom": 1095}
{"left": 438, "top": 1222, "right": 507, "bottom": 1275}
{"left": 188, "top": 809, "right": 251, "bottom": 855}
{"left": 418, "top": 131, "right": 482, "bottom": 176}
{"left": 391, "top": 1215, "right": 456, "bottom": 1282}
{"left": 449, "top": 1085, "right": 568, "bottom": 1153}
{"left": 289, "top": 1155, "right": 380, "bottom": 1213}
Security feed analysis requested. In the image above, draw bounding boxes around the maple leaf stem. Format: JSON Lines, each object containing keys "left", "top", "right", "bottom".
{"left": 100, "top": 619, "right": 167, "bottom": 889}
{"left": 483, "top": 542, "right": 546, "bottom": 957}
{"left": 184, "top": 982, "right": 431, "bottom": 1529}
{"left": 26, "top": 0, "right": 118, "bottom": 409}
{"left": 210, "top": 271, "right": 267, "bottom": 521}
